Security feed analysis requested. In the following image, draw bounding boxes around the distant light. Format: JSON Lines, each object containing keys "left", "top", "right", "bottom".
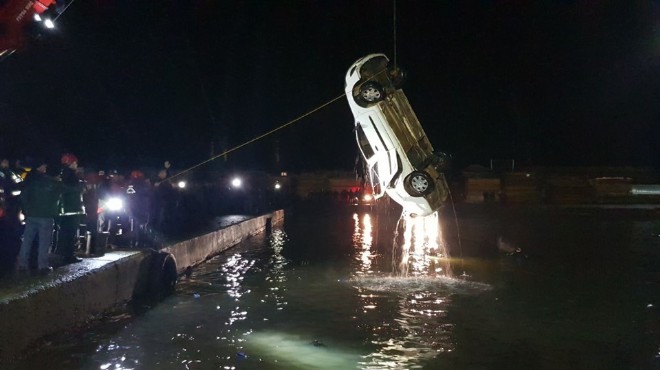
{"left": 11, "top": 190, "right": 21, "bottom": 196}
{"left": 44, "top": 19, "right": 55, "bottom": 29}
{"left": 177, "top": 181, "right": 186, "bottom": 189}
{"left": 231, "top": 177, "right": 242, "bottom": 188}
{"left": 274, "top": 182, "right": 281, "bottom": 190}
{"left": 106, "top": 197, "right": 123, "bottom": 211}
{"left": 363, "top": 194, "right": 373, "bottom": 201}
{"left": 34, "top": 14, "right": 42, "bottom": 22}
{"left": 280, "top": 172, "right": 287, "bottom": 177}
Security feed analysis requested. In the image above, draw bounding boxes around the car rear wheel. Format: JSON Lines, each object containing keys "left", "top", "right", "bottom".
{"left": 357, "top": 81, "right": 385, "bottom": 107}
{"left": 404, "top": 171, "right": 434, "bottom": 197}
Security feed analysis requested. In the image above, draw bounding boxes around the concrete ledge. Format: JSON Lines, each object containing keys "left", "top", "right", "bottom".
{"left": 0, "top": 210, "right": 284, "bottom": 367}
{"left": 164, "top": 210, "right": 283, "bottom": 274}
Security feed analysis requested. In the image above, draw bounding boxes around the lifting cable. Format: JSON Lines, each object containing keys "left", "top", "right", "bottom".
{"left": 162, "top": 93, "right": 346, "bottom": 184}
{"left": 393, "top": 0, "right": 397, "bottom": 69}
{"left": 391, "top": 0, "right": 466, "bottom": 276}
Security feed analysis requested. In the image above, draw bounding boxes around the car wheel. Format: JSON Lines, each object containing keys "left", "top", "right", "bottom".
{"left": 357, "top": 81, "right": 385, "bottom": 107}
{"left": 404, "top": 171, "right": 434, "bottom": 197}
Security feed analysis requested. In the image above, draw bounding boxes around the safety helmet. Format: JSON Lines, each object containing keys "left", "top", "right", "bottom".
{"left": 61, "top": 153, "right": 78, "bottom": 165}
{"left": 130, "top": 170, "right": 145, "bottom": 180}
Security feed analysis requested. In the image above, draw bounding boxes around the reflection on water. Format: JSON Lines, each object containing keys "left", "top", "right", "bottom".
{"left": 349, "top": 210, "right": 466, "bottom": 368}
{"left": 12, "top": 207, "right": 660, "bottom": 369}
{"left": 392, "top": 211, "right": 452, "bottom": 278}
{"left": 353, "top": 213, "right": 374, "bottom": 275}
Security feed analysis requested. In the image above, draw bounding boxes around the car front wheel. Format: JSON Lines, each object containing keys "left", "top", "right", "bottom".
{"left": 357, "top": 81, "right": 385, "bottom": 107}
{"left": 404, "top": 171, "right": 434, "bottom": 197}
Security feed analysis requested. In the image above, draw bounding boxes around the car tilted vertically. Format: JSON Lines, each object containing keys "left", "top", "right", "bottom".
{"left": 345, "top": 53, "right": 450, "bottom": 217}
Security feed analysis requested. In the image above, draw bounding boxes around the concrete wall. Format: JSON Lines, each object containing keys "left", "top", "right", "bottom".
{"left": 0, "top": 210, "right": 284, "bottom": 368}
{"left": 164, "top": 210, "right": 284, "bottom": 274}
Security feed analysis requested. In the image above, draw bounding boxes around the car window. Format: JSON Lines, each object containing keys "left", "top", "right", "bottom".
{"left": 355, "top": 125, "right": 375, "bottom": 159}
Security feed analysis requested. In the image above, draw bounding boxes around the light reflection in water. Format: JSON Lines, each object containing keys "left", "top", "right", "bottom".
{"left": 394, "top": 211, "right": 452, "bottom": 278}
{"left": 353, "top": 213, "right": 375, "bottom": 275}
{"left": 351, "top": 210, "right": 456, "bottom": 368}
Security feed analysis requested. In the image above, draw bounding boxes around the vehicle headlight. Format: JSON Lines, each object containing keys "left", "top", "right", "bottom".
{"left": 363, "top": 194, "right": 373, "bottom": 201}
{"left": 11, "top": 190, "right": 21, "bottom": 196}
{"left": 178, "top": 181, "right": 187, "bottom": 189}
{"left": 106, "top": 197, "right": 124, "bottom": 211}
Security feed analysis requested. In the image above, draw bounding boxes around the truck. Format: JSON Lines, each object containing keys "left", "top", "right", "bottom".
{"left": 0, "top": 0, "right": 74, "bottom": 61}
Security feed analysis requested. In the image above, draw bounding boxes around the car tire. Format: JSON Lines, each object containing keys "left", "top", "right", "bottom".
{"left": 357, "top": 81, "right": 385, "bottom": 107}
{"left": 404, "top": 171, "right": 434, "bottom": 197}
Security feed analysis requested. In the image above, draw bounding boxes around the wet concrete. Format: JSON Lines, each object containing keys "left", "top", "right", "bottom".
{"left": 0, "top": 210, "right": 283, "bottom": 367}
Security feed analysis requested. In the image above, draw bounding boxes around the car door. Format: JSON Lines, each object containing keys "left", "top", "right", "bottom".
{"left": 355, "top": 114, "right": 399, "bottom": 196}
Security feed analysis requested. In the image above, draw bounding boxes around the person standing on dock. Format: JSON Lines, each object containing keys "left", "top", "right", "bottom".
{"left": 16, "top": 160, "right": 61, "bottom": 274}
{"left": 56, "top": 153, "right": 86, "bottom": 264}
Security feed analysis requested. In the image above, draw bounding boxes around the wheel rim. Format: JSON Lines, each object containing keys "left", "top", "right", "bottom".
{"left": 361, "top": 86, "right": 382, "bottom": 102}
{"left": 410, "top": 174, "right": 429, "bottom": 193}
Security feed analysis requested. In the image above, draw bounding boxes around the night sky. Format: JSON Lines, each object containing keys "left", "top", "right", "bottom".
{"left": 1, "top": 1, "right": 659, "bottom": 173}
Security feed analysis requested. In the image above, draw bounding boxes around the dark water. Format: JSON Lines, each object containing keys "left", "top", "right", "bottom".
{"left": 14, "top": 204, "right": 660, "bottom": 369}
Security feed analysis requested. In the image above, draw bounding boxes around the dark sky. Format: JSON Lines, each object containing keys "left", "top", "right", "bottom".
{"left": 1, "top": 1, "right": 659, "bottom": 173}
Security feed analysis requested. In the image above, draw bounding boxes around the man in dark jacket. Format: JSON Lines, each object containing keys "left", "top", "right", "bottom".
{"left": 56, "top": 153, "right": 86, "bottom": 264}
{"left": 16, "top": 160, "right": 61, "bottom": 273}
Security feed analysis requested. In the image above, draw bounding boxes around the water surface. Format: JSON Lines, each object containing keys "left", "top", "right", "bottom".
{"left": 14, "top": 205, "right": 660, "bottom": 369}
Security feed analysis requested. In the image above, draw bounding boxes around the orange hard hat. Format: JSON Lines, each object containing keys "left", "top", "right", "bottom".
{"left": 130, "top": 170, "right": 145, "bottom": 180}
{"left": 61, "top": 153, "right": 78, "bottom": 165}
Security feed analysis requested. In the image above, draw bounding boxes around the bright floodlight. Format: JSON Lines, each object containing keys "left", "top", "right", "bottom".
{"left": 231, "top": 177, "right": 242, "bottom": 188}
{"left": 44, "top": 19, "right": 55, "bottom": 29}
{"left": 107, "top": 197, "right": 123, "bottom": 211}
{"left": 274, "top": 182, "right": 281, "bottom": 190}
{"left": 178, "top": 181, "right": 186, "bottom": 189}
{"left": 34, "top": 14, "right": 42, "bottom": 22}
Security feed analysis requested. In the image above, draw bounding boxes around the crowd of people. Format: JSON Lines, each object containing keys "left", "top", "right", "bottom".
{"left": 0, "top": 153, "right": 184, "bottom": 277}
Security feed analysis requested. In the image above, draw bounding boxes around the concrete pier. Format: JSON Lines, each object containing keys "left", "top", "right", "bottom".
{"left": 0, "top": 210, "right": 283, "bottom": 367}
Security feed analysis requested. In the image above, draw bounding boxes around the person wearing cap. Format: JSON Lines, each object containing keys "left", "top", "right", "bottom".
{"left": 56, "top": 153, "right": 86, "bottom": 264}
{"left": 16, "top": 160, "right": 62, "bottom": 274}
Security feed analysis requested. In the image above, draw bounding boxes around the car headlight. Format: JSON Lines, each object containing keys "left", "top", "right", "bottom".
{"left": 106, "top": 197, "right": 124, "bottom": 211}
{"left": 363, "top": 194, "right": 373, "bottom": 201}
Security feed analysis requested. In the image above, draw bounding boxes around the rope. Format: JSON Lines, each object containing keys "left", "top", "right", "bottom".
{"left": 393, "top": 0, "right": 397, "bottom": 69}
{"left": 444, "top": 173, "right": 466, "bottom": 276}
{"left": 161, "top": 93, "right": 346, "bottom": 183}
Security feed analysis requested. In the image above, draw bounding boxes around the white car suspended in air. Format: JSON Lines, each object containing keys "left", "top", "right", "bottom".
{"left": 345, "top": 53, "right": 450, "bottom": 217}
